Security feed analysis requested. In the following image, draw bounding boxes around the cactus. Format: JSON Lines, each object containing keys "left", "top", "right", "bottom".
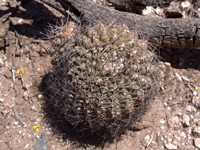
{"left": 44, "top": 22, "right": 158, "bottom": 137}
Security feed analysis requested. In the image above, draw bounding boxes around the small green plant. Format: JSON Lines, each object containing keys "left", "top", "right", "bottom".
{"left": 44, "top": 21, "right": 158, "bottom": 137}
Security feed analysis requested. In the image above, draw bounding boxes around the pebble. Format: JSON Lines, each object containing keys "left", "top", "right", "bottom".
{"left": 194, "top": 138, "right": 200, "bottom": 148}
{"left": 0, "top": 98, "right": 5, "bottom": 102}
{"left": 160, "top": 119, "right": 165, "bottom": 124}
{"left": 0, "top": 58, "right": 3, "bottom": 67}
{"left": 193, "top": 127, "right": 200, "bottom": 136}
{"left": 180, "top": 131, "right": 186, "bottom": 138}
{"left": 143, "top": 135, "right": 150, "bottom": 146}
{"left": 168, "top": 116, "right": 180, "bottom": 128}
{"left": 37, "top": 94, "right": 43, "bottom": 99}
{"left": 182, "top": 115, "right": 190, "bottom": 127}
{"left": 193, "top": 91, "right": 198, "bottom": 96}
{"left": 181, "top": 76, "right": 190, "bottom": 81}
{"left": 165, "top": 143, "right": 177, "bottom": 149}
{"left": 181, "top": 1, "right": 191, "bottom": 8}
{"left": 175, "top": 73, "right": 182, "bottom": 82}
{"left": 23, "top": 91, "right": 29, "bottom": 101}
{"left": 13, "top": 122, "right": 19, "bottom": 125}
{"left": 31, "top": 106, "right": 38, "bottom": 112}
{"left": 186, "top": 105, "right": 196, "bottom": 112}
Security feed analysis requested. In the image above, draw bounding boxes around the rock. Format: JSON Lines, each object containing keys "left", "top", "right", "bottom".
{"left": 165, "top": 143, "right": 178, "bottom": 149}
{"left": 143, "top": 135, "right": 150, "bottom": 146}
{"left": 168, "top": 116, "right": 180, "bottom": 128}
{"left": 160, "top": 119, "right": 165, "bottom": 124}
{"left": 192, "top": 96, "right": 200, "bottom": 107}
{"left": 193, "top": 127, "right": 200, "bottom": 136}
{"left": 23, "top": 91, "right": 29, "bottom": 101}
{"left": 181, "top": 1, "right": 191, "bottom": 8}
{"left": 180, "top": 131, "right": 186, "bottom": 138}
{"left": 193, "top": 91, "right": 198, "bottom": 96}
{"left": 194, "top": 138, "right": 200, "bottom": 148}
{"left": 142, "top": 6, "right": 155, "bottom": 16}
{"left": 0, "top": 58, "right": 3, "bottom": 67}
{"left": 185, "top": 105, "right": 196, "bottom": 112}
{"left": 175, "top": 73, "right": 182, "bottom": 82}
{"left": 0, "top": 98, "right": 5, "bottom": 102}
{"left": 182, "top": 115, "right": 190, "bottom": 127}
{"left": 37, "top": 94, "right": 43, "bottom": 99}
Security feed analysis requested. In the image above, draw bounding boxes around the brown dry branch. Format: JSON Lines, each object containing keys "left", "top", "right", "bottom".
{"left": 11, "top": 41, "right": 18, "bottom": 94}
{"left": 27, "top": 41, "right": 34, "bottom": 68}
{"left": 12, "top": 106, "right": 24, "bottom": 127}
{"left": 0, "top": 106, "right": 8, "bottom": 134}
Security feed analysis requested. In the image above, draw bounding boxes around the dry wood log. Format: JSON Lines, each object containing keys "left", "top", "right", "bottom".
{"left": 107, "top": 0, "right": 186, "bottom": 11}
{"left": 41, "top": 0, "right": 200, "bottom": 48}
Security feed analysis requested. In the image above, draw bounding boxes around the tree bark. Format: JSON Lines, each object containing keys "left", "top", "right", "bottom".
{"left": 107, "top": 0, "right": 186, "bottom": 11}
{"left": 44, "top": 0, "right": 200, "bottom": 48}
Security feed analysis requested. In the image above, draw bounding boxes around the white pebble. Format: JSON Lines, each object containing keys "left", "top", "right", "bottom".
{"left": 194, "top": 138, "right": 200, "bottom": 148}
{"left": 160, "top": 119, "right": 165, "bottom": 124}
{"left": 193, "top": 91, "right": 198, "bottom": 96}
{"left": 165, "top": 143, "right": 178, "bottom": 149}
{"left": 0, "top": 98, "right": 5, "bottom": 102}
{"left": 0, "top": 58, "right": 3, "bottom": 67}
{"left": 181, "top": 1, "right": 191, "bottom": 8}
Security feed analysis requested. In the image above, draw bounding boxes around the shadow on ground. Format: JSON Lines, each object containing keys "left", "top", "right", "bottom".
{"left": 0, "top": 0, "right": 64, "bottom": 39}
{"left": 156, "top": 47, "right": 200, "bottom": 70}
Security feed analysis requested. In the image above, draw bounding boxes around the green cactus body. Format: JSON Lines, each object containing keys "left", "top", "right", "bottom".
{"left": 46, "top": 22, "right": 157, "bottom": 137}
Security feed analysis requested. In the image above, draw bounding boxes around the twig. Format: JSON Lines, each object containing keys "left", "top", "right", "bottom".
{"left": 15, "top": 28, "right": 31, "bottom": 101}
{"left": 145, "top": 135, "right": 153, "bottom": 148}
{"left": 11, "top": 41, "right": 18, "bottom": 94}
{"left": 28, "top": 41, "right": 34, "bottom": 68}
{"left": 20, "top": 73, "right": 30, "bottom": 94}
{"left": 0, "top": 106, "right": 8, "bottom": 134}
{"left": 12, "top": 106, "right": 24, "bottom": 127}
{"left": 14, "top": 30, "right": 23, "bottom": 48}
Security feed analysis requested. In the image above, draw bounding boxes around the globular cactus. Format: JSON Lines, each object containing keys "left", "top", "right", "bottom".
{"left": 44, "top": 21, "right": 158, "bottom": 137}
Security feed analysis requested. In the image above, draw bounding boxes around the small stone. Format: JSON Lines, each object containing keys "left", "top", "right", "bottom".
{"left": 181, "top": 76, "right": 190, "bottom": 81}
{"left": 37, "top": 94, "right": 43, "bottom": 99}
{"left": 175, "top": 73, "right": 182, "bottom": 82}
{"left": 196, "top": 120, "right": 200, "bottom": 126}
{"left": 180, "top": 131, "right": 186, "bottom": 138}
{"left": 31, "top": 106, "right": 38, "bottom": 112}
{"left": 158, "top": 64, "right": 166, "bottom": 71}
{"left": 13, "top": 122, "right": 19, "bottom": 125}
{"left": 186, "top": 105, "right": 196, "bottom": 112}
{"left": 143, "top": 135, "right": 150, "bottom": 146}
{"left": 193, "top": 91, "right": 198, "bottom": 96}
{"left": 192, "top": 96, "right": 200, "bottom": 106}
{"left": 31, "top": 106, "right": 36, "bottom": 110}
{"left": 0, "top": 58, "right": 3, "bottom": 67}
{"left": 181, "top": 1, "right": 191, "bottom": 8}
{"left": 194, "top": 138, "right": 200, "bottom": 148}
{"left": 193, "top": 127, "right": 200, "bottom": 136}
{"left": 142, "top": 6, "right": 155, "bottom": 16}
{"left": 0, "top": 98, "right": 5, "bottom": 102}
{"left": 168, "top": 116, "right": 180, "bottom": 128}
{"left": 172, "top": 139, "right": 180, "bottom": 147}
{"left": 165, "top": 143, "right": 177, "bottom": 149}
{"left": 23, "top": 91, "right": 29, "bottom": 101}
{"left": 182, "top": 115, "right": 190, "bottom": 127}
{"left": 160, "top": 119, "right": 165, "bottom": 124}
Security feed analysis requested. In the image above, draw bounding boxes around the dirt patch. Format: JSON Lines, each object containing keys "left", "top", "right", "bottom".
{"left": 1, "top": 0, "right": 200, "bottom": 150}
